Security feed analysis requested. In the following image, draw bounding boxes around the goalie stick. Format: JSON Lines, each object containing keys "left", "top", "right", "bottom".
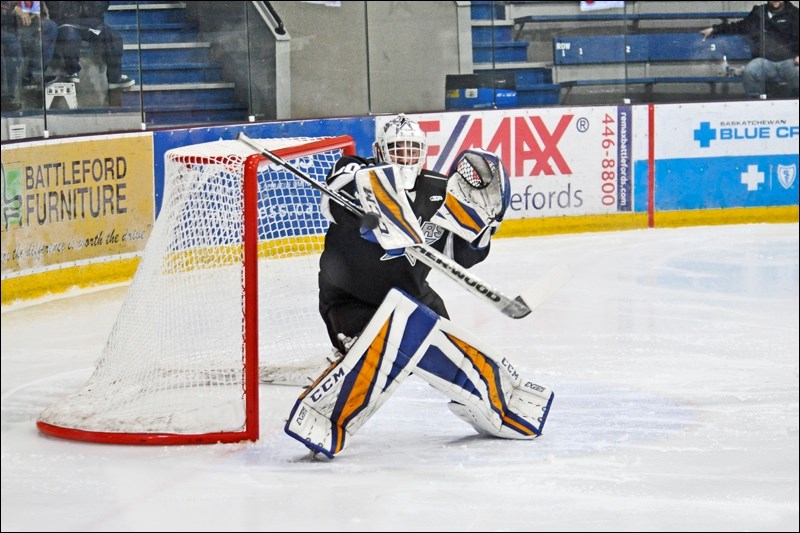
{"left": 237, "top": 132, "right": 542, "bottom": 319}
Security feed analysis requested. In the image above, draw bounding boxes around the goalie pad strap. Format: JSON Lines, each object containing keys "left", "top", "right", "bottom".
{"left": 285, "top": 288, "right": 439, "bottom": 457}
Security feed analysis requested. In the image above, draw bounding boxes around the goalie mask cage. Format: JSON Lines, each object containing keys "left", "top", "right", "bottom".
{"left": 36, "top": 135, "right": 356, "bottom": 445}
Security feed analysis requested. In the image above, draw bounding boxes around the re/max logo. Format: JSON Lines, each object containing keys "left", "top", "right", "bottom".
{"left": 421, "top": 115, "right": 574, "bottom": 177}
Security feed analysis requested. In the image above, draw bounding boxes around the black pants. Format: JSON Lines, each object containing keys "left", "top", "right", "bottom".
{"left": 56, "top": 24, "right": 124, "bottom": 81}
{"left": 318, "top": 280, "right": 448, "bottom": 354}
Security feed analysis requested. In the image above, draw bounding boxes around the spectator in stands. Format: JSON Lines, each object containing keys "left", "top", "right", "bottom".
{"left": 1, "top": 1, "right": 23, "bottom": 111}
{"left": 18, "top": 1, "right": 58, "bottom": 91}
{"left": 47, "top": 1, "right": 135, "bottom": 90}
{"left": 701, "top": 0, "right": 799, "bottom": 98}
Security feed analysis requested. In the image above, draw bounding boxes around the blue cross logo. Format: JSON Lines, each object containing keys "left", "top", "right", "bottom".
{"left": 693, "top": 122, "right": 717, "bottom": 148}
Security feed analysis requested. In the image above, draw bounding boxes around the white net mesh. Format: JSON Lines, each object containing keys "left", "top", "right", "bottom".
{"left": 37, "top": 136, "right": 351, "bottom": 442}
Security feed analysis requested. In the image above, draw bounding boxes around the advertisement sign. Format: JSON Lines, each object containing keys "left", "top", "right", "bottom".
{"left": 1, "top": 134, "right": 154, "bottom": 276}
{"left": 635, "top": 100, "right": 799, "bottom": 211}
{"left": 392, "top": 107, "right": 634, "bottom": 219}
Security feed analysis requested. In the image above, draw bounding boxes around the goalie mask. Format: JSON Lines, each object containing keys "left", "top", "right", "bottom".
{"left": 373, "top": 114, "right": 428, "bottom": 190}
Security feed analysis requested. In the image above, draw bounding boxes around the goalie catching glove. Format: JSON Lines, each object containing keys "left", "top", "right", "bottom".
{"left": 354, "top": 164, "right": 425, "bottom": 256}
{"left": 431, "top": 148, "right": 510, "bottom": 248}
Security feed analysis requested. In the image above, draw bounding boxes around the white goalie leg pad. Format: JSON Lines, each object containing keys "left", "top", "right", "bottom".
{"left": 414, "top": 318, "right": 554, "bottom": 439}
{"left": 285, "top": 288, "right": 439, "bottom": 458}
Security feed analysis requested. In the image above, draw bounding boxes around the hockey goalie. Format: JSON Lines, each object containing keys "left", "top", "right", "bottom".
{"left": 285, "top": 115, "right": 554, "bottom": 458}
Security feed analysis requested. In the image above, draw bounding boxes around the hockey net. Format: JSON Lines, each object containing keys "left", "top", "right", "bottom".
{"left": 37, "top": 135, "right": 356, "bottom": 445}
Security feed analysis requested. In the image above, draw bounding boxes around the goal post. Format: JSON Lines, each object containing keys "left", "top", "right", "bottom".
{"left": 37, "top": 135, "right": 356, "bottom": 445}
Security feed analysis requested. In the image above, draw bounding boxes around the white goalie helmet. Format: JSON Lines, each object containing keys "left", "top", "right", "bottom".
{"left": 373, "top": 114, "right": 428, "bottom": 189}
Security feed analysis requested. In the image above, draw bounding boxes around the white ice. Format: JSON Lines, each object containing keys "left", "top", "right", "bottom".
{"left": 2, "top": 223, "right": 798, "bottom": 532}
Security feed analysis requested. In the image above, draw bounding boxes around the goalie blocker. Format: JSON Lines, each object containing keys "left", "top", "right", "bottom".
{"left": 285, "top": 288, "right": 554, "bottom": 458}
{"left": 355, "top": 163, "right": 425, "bottom": 256}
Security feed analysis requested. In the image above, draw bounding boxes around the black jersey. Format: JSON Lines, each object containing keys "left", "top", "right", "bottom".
{"left": 318, "top": 155, "right": 492, "bottom": 309}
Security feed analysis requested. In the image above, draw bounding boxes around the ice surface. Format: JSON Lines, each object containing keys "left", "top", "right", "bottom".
{"left": 2, "top": 223, "right": 797, "bottom": 531}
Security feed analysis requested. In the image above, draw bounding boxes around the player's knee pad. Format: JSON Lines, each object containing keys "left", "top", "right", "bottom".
{"left": 285, "top": 288, "right": 439, "bottom": 458}
{"left": 413, "top": 318, "right": 554, "bottom": 439}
